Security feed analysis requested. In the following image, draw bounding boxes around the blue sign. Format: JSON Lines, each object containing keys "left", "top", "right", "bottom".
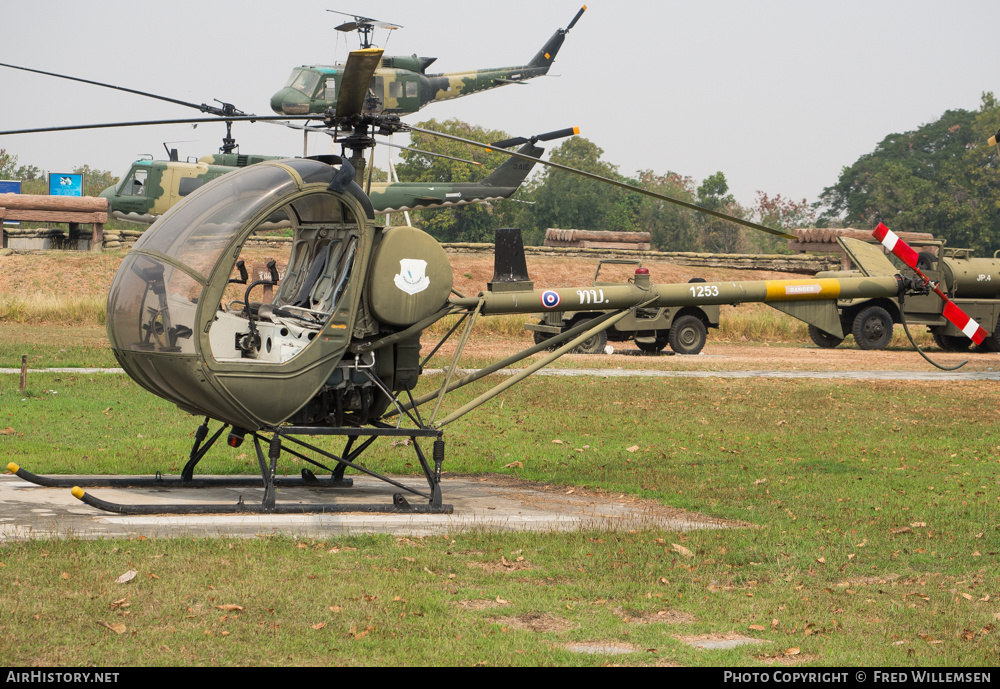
{"left": 49, "top": 173, "right": 83, "bottom": 197}
{"left": 0, "top": 180, "right": 21, "bottom": 194}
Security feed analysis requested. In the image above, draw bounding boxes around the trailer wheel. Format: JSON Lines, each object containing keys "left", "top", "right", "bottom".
{"left": 636, "top": 332, "right": 669, "bottom": 354}
{"left": 668, "top": 315, "right": 707, "bottom": 355}
{"left": 933, "top": 332, "right": 972, "bottom": 352}
{"left": 807, "top": 325, "right": 844, "bottom": 349}
{"left": 852, "top": 305, "right": 893, "bottom": 350}
{"left": 533, "top": 327, "right": 555, "bottom": 349}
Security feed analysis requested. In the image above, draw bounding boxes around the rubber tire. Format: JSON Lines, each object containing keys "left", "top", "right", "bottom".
{"left": 635, "top": 334, "right": 669, "bottom": 354}
{"left": 933, "top": 332, "right": 972, "bottom": 352}
{"left": 668, "top": 315, "right": 708, "bottom": 355}
{"left": 852, "top": 305, "right": 893, "bottom": 350}
{"left": 570, "top": 319, "right": 608, "bottom": 354}
{"left": 533, "top": 328, "right": 555, "bottom": 349}
{"left": 980, "top": 330, "right": 1000, "bottom": 353}
{"left": 807, "top": 324, "right": 844, "bottom": 349}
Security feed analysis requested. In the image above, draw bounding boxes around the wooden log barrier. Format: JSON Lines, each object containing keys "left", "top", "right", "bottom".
{"left": 0, "top": 194, "right": 108, "bottom": 251}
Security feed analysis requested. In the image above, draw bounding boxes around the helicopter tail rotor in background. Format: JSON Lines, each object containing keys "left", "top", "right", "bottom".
{"left": 489, "top": 127, "right": 580, "bottom": 150}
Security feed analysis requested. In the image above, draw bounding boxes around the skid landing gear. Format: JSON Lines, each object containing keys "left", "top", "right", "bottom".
{"left": 10, "top": 418, "right": 452, "bottom": 515}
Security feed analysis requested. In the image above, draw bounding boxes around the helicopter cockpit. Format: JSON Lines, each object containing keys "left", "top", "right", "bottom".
{"left": 105, "top": 158, "right": 377, "bottom": 428}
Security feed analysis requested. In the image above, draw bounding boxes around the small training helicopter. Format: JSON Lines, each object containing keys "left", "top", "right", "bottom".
{"left": 4, "top": 42, "right": 987, "bottom": 517}
{"left": 270, "top": 7, "right": 586, "bottom": 117}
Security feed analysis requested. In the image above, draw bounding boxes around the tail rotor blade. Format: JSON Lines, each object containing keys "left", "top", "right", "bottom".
{"left": 872, "top": 222, "right": 987, "bottom": 344}
{"left": 566, "top": 5, "right": 587, "bottom": 32}
{"left": 490, "top": 126, "right": 579, "bottom": 149}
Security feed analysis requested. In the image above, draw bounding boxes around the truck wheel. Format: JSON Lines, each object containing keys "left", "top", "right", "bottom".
{"left": 636, "top": 335, "right": 669, "bottom": 354}
{"left": 807, "top": 325, "right": 844, "bottom": 348}
{"left": 980, "top": 330, "right": 1000, "bottom": 352}
{"left": 533, "top": 329, "right": 555, "bottom": 349}
{"left": 668, "top": 315, "right": 707, "bottom": 355}
{"left": 570, "top": 319, "right": 608, "bottom": 354}
{"left": 852, "top": 305, "right": 893, "bottom": 350}
{"left": 932, "top": 332, "right": 972, "bottom": 352}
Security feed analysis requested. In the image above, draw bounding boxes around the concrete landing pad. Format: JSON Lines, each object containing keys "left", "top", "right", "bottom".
{"left": 0, "top": 474, "right": 738, "bottom": 541}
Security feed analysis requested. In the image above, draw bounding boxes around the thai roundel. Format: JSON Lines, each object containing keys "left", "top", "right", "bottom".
{"left": 541, "top": 290, "right": 561, "bottom": 309}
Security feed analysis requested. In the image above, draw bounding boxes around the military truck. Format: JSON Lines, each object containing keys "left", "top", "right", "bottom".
{"left": 807, "top": 241, "right": 1000, "bottom": 351}
{"left": 524, "top": 259, "right": 720, "bottom": 354}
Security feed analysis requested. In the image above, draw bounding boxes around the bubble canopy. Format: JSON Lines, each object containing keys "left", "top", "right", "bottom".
{"left": 105, "top": 158, "right": 377, "bottom": 429}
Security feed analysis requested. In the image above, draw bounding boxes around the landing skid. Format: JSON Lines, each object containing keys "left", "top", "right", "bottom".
{"left": 10, "top": 417, "right": 452, "bottom": 515}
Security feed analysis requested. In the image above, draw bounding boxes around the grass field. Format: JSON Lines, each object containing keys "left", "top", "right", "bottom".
{"left": 2, "top": 336, "right": 998, "bottom": 666}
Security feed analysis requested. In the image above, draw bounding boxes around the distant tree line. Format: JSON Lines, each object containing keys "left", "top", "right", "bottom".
{"left": 819, "top": 92, "right": 1000, "bottom": 255}
{"left": 396, "top": 119, "right": 813, "bottom": 253}
{"left": 1, "top": 150, "right": 118, "bottom": 198}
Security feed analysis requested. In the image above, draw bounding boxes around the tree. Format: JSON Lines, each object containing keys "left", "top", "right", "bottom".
{"left": 819, "top": 95, "right": 1000, "bottom": 254}
{"left": 0, "top": 149, "right": 42, "bottom": 183}
{"left": 631, "top": 169, "right": 699, "bottom": 251}
{"left": 519, "top": 137, "right": 636, "bottom": 245}
{"left": 745, "top": 191, "right": 815, "bottom": 253}
{"left": 694, "top": 171, "right": 748, "bottom": 254}
{"left": 394, "top": 118, "right": 519, "bottom": 243}
{"left": 73, "top": 165, "right": 118, "bottom": 198}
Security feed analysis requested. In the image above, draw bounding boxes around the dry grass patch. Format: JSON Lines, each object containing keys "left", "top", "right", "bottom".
{"left": 563, "top": 641, "right": 642, "bottom": 655}
{"left": 617, "top": 608, "right": 695, "bottom": 625}
{"left": 466, "top": 557, "right": 532, "bottom": 573}
{"left": 454, "top": 599, "right": 510, "bottom": 611}
{"left": 756, "top": 650, "right": 821, "bottom": 665}
{"left": 494, "top": 612, "right": 575, "bottom": 633}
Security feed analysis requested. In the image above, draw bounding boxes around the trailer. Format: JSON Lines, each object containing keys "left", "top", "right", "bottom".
{"left": 524, "top": 259, "right": 720, "bottom": 354}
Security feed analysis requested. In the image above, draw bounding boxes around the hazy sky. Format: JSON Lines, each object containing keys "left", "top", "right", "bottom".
{"left": 2, "top": 0, "right": 997, "bottom": 207}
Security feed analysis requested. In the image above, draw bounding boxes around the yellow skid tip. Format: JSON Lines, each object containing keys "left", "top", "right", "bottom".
{"left": 989, "top": 135, "right": 997, "bottom": 147}
{"left": 71, "top": 487, "right": 85, "bottom": 500}
{"left": 573, "top": 126, "right": 580, "bottom": 135}
{"left": 6, "top": 462, "right": 18, "bottom": 474}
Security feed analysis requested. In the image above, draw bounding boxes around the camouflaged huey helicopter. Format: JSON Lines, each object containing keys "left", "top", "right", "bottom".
{"left": 101, "top": 140, "right": 553, "bottom": 225}
{"left": 5, "top": 44, "right": 988, "bottom": 517}
{"left": 270, "top": 7, "right": 586, "bottom": 118}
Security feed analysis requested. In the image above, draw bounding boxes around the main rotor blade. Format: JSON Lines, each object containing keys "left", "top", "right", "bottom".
{"left": 373, "top": 139, "right": 483, "bottom": 167}
{"left": 407, "top": 124, "right": 796, "bottom": 240}
{"left": 265, "top": 119, "right": 484, "bottom": 166}
{"left": 336, "top": 48, "right": 384, "bottom": 118}
{"left": 0, "top": 62, "right": 240, "bottom": 117}
{"left": 0, "top": 115, "right": 314, "bottom": 137}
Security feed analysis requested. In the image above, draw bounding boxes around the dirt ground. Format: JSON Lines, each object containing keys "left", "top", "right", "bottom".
{"left": 0, "top": 249, "right": 806, "bottom": 298}
{"left": 435, "top": 334, "right": 1000, "bottom": 373}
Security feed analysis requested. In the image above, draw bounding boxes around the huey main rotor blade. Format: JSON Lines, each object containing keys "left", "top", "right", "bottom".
{"left": 0, "top": 115, "right": 315, "bottom": 137}
{"left": 268, "top": 119, "right": 483, "bottom": 166}
{"left": 0, "top": 62, "right": 247, "bottom": 118}
{"left": 407, "top": 123, "right": 796, "bottom": 240}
